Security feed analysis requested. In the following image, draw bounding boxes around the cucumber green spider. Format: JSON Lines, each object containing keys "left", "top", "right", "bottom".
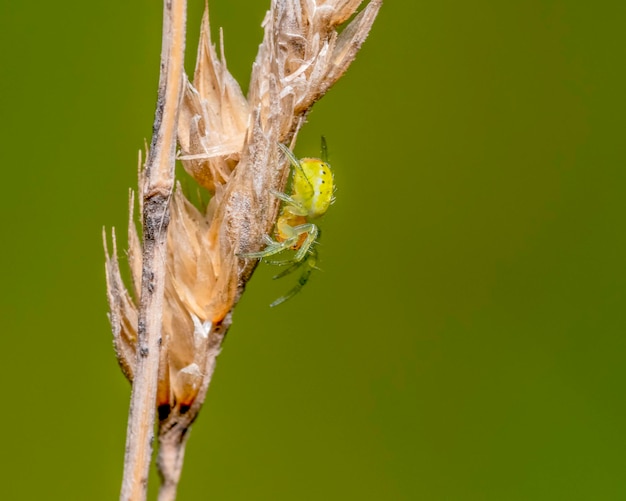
{"left": 242, "top": 138, "right": 335, "bottom": 307}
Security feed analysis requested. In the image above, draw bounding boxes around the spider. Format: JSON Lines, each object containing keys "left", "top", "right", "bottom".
{"left": 241, "top": 138, "right": 335, "bottom": 306}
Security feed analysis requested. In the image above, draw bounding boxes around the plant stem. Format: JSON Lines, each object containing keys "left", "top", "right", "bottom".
{"left": 119, "top": 0, "right": 187, "bottom": 499}
{"left": 156, "top": 319, "right": 230, "bottom": 500}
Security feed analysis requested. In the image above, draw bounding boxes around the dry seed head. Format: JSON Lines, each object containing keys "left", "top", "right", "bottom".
{"left": 105, "top": 182, "right": 228, "bottom": 408}
{"left": 177, "top": 11, "right": 250, "bottom": 192}
{"left": 105, "top": 0, "right": 381, "bottom": 415}
{"left": 103, "top": 227, "right": 137, "bottom": 382}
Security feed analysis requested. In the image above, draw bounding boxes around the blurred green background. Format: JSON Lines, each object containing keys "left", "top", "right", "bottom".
{"left": 1, "top": 0, "right": 625, "bottom": 499}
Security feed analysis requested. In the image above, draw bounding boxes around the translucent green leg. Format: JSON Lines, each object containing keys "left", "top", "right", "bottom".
{"left": 240, "top": 223, "right": 317, "bottom": 262}
{"left": 278, "top": 143, "right": 303, "bottom": 173}
{"left": 238, "top": 235, "right": 300, "bottom": 259}
{"left": 269, "top": 249, "right": 318, "bottom": 307}
{"left": 320, "top": 135, "right": 328, "bottom": 162}
{"left": 292, "top": 223, "right": 318, "bottom": 262}
{"left": 269, "top": 189, "right": 307, "bottom": 215}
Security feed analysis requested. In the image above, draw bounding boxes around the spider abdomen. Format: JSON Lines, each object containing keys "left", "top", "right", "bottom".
{"left": 296, "top": 158, "right": 334, "bottom": 219}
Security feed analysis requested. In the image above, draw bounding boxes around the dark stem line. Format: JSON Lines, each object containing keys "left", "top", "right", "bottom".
{"left": 119, "top": 1, "right": 187, "bottom": 500}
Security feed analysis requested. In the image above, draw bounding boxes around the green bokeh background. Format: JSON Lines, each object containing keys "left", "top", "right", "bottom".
{"left": 1, "top": 1, "right": 625, "bottom": 499}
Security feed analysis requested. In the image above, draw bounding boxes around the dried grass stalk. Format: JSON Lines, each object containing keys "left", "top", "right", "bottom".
{"left": 105, "top": 1, "right": 381, "bottom": 499}
{"left": 105, "top": 0, "right": 188, "bottom": 499}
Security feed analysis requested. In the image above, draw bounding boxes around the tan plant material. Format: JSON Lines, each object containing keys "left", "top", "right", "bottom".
{"left": 105, "top": 0, "right": 381, "bottom": 499}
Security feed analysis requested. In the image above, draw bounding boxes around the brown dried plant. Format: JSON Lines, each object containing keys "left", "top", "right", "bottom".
{"left": 104, "top": 0, "right": 381, "bottom": 499}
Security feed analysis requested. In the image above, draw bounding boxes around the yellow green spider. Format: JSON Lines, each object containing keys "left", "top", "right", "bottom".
{"left": 242, "top": 138, "right": 335, "bottom": 307}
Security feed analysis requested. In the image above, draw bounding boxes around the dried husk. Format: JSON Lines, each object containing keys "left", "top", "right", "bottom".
{"left": 105, "top": 1, "right": 381, "bottom": 495}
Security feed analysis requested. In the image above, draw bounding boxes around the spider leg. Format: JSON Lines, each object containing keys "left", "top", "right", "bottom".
{"left": 271, "top": 191, "right": 309, "bottom": 218}
{"left": 291, "top": 223, "right": 318, "bottom": 262}
{"left": 271, "top": 256, "right": 308, "bottom": 278}
{"left": 269, "top": 250, "right": 318, "bottom": 307}
{"left": 263, "top": 236, "right": 319, "bottom": 266}
{"left": 278, "top": 143, "right": 314, "bottom": 191}
{"left": 238, "top": 235, "right": 300, "bottom": 259}
{"left": 264, "top": 256, "right": 299, "bottom": 266}
{"left": 240, "top": 219, "right": 317, "bottom": 261}
{"left": 277, "top": 143, "right": 303, "bottom": 173}
{"left": 321, "top": 136, "right": 328, "bottom": 163}
{"left": 269, "top": 189, "right": 296, "bottom": 206}
{"left": 270, "top": 189, "right": 308, "bottom": 216}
